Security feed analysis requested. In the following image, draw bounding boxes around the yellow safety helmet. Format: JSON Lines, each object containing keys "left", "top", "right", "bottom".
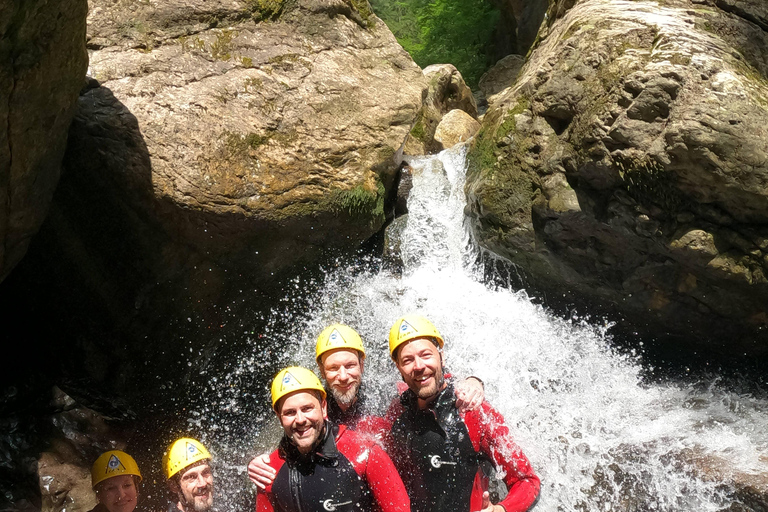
{"left": 315, "top": 324, "right": 366, "bottom": 364}
{"left": 271, "top": 366, "right": 327, "bottom": 410}
{"left": 389, "top": 314, "right": 444, "bottom": 361}
{"left": 163, "top": 438, "right": 212, "bottom": 480}
{"left": 91, "top": 450, "right": 142, "bottom": 489}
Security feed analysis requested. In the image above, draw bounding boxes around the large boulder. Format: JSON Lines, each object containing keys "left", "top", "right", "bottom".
{"left": 0, "top": 0, "right": 88, "bottom": 283}
{"left": 404, "top": 64, "right": 477, "bottom": 155}
{"left": 64, "top": 0, "right": 425, "bottom": 287}
{"left": 433, "top": 109, "right": 481, "bottom": 150}
{"left": 465, "top": 0, "right": 768, "bottom": 354}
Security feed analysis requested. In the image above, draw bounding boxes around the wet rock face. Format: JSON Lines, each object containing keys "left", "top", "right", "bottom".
{"left": 0, "top": 0, "right": 88, "bottom": 283}
{"left": 404, "top": 64, "right": 477, "bottom": 155}
{"left": 465, "top": 0, "right": 768, "bottom": 353}
{"left": 66, "top": 0, "right": 424, "bottom": 283}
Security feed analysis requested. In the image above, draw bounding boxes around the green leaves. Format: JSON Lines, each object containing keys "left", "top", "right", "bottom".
{"left": 370, "top": 0, "right": 500, "bottom": 87}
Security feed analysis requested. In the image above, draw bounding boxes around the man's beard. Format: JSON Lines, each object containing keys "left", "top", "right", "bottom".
{"left": 414, "top": 369, "right": 445, "bottom": 400}
{"left": 183, "top": 488, "right": 213, "bottom": 512}
{"left": 330, "top": 380, "right": 360, "bottom": 406}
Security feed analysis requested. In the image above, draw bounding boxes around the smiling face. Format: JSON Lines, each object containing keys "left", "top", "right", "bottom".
{"left": 176, "top": 462, "right": 214, "bottom": 512}
{"left": 277, "top": 390, "right": 327, "bottom": 454}
{"left": 395, "top": 337, "right": 446, "bottom": 405}
{"left": 96, "top": 474, "right": 138, "bottom": 512}
{"left": 319, "top": 348, "right": 363, "bottom": 409}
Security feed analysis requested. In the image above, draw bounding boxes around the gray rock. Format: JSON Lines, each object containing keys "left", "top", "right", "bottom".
{"left": 479, "top": 54, "right": 526, "bottom": 99}
{"left": 465, "top": 0, "right": 768, "bottom": 352}
{"left": 0, "top": 0, "right": 88, "bottom": 282}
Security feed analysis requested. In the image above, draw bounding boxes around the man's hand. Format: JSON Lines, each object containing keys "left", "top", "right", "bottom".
{"left": 455, "top": 376, "right": 484, "bottom": 412}
{"left": 247, "top": 453, "right": 276, "bottom": 490}
{"left": 475, "top": 491, "right": 505, "bottom": 512}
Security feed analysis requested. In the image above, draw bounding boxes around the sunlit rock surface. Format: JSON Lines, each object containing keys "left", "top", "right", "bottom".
{"left": 0, "top": 0, "right": 87, "bottom": 283}
{"left": 433, "top": 109, "right": 481, "bottom": 150}
{"left": 479, "top": 54, "right": 526, "bottom": 99}
{"left": 65, "top": 0, "right": 424, "bottom": 283}
{"left": 465, "top": 0, "right": 768, "bottom": 352}
{"left": 404, "top": 63, "right": 477, "bottom": 155}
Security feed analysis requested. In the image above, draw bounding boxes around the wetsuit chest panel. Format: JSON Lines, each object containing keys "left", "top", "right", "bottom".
{"left": 271, "top": 453, "right": 373, "bottom": 512}
{"left": 394, "top": 407, "right": 479, "bottom": 512}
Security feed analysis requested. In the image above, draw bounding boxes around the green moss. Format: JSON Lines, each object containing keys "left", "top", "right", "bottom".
{"left": 349, "top": 0, "right": 376, "bottom": 28}
{"left": 495, "top": 96, "right": 530, "bottom": 140}
{"left": 329, "top": 182, "right": 385, "bottom": 223}
{"left": 223, "top": 131, "right": 271, "bottom": 155}
{"left": 616, "top": 157, "right": 687, "bottom": 213}
{"left": 409, "top": 114, "right": 427, "bottom": 142}
{"left": 245, "top": 0, "right": 285, "bottom": 21}
{"left": 467, "top": 128, "right": 498, "bottom": 181}
{"left": 241, "top": 56, "right": 254, "bottom": 68}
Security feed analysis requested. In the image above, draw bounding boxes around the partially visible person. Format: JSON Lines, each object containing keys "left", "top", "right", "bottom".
{"left": 163, "top": 438, "right": 214, "bottom": 512}
{"left": 255, "top": 366, "right": 410, "bottom": 512}
{"left": 388, "top": 314, "right": 540, "bottom": 512}
{"left": 89, "top": 450, "right": 142, "bottom": 512}
{"left": 248, "top": 323, "right": 485, "bottom": 488}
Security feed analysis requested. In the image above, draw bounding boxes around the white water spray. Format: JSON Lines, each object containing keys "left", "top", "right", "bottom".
{"left": 210, "top": 145, "right": 767, "bottom": 511}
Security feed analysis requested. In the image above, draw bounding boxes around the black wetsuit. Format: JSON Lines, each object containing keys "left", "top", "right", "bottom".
{"left": 390, "top": 383, "right": 481, "bottom": 512}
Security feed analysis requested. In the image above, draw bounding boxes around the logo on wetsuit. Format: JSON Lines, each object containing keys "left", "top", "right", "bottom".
{"left": 430, "top": 455, "right": 457, "bottom": 469}
{"left": 322, "top": 499, "right": 354, "bottom": 511}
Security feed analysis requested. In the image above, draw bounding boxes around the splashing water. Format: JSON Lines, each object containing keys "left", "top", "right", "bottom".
{"left": 199, "top": 144, "right": 768, "bottom": 511}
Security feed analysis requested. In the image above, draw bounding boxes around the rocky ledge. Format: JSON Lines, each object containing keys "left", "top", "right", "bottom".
{"left": 465, "top": 0, "right": 768, "bottom": 355}
{"left": 65, "top": 0, "right": 425, "bottom": 287}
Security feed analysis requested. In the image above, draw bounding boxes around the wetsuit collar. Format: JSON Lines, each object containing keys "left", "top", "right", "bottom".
{"left": 279, "top": 420, "right": 340, "bottom": 465}
{"left": 326, "top": 384, "right": 367, "bottom": 425}
{"left": 400, "top": 380, "right": 455, "bottom": 413}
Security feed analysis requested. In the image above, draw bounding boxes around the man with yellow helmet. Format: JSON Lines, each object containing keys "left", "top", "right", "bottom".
{"left": 163, "top": 437, "right": 214, "bottom": 512}
{"left": 256, "top": 366, "right": 410, "bottom": 512}
{"left": 248, "top": 322, "right": 485, "bottom": 489}
{"left": 89, "top": 450, "right": 142, "bottom": 512}
{"left": 388, "top": 315, "right": 540, "bottom": 512}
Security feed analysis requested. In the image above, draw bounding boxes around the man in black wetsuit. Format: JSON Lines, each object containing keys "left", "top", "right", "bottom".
{"left": 388, "top": 315, "right": 540, "bottom": 512}
{"left": 255, "top": 366, "right": 410, "bottom": 512}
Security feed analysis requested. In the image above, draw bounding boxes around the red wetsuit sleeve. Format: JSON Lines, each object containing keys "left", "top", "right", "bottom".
{"left": 363, "top": 443, "right": 411, "bottom": 512}
{"left": 256, "top": 490, "right": 274, "bottom": 512}
{"left": 465, "top": 403, "right": 540, "bottom": 512}
{"left": 255, "top": 450, "right": 284, "bottom": 512}
{"left": 339, "top": 428, "right": 410, "bottom": 512}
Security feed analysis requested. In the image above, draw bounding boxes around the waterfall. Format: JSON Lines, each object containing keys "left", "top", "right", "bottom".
{"left": 200, "top": 144, "right": 767, "bottom": 511}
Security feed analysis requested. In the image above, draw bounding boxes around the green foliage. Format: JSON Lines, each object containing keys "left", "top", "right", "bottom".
{"left": 245, "top": 0, "right": 285, "bottom": 20}
{"left": 369, "top": 0, "right": 500, "bottom": 87}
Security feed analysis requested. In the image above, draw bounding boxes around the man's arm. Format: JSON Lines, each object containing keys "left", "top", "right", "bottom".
{"left": 248, "top": 453, "right": 276, "bottom": 490}
{"left": 255, "top": 490, "right": 275, "bottom": 512}
{"left": 468, "top": 404, "right": 540, "bottom": 512}
{"left": 363, "top": 444, "right": 411, "bottom": 512}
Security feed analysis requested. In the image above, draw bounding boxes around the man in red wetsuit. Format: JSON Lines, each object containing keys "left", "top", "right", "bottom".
{"left": 388, "top": 315, "right": 540, "bottom": 512}
{"left": 248, "top": 323, "right": 485, "bottom": 488}
{"left": 255, "top": 366, "right": 410, "bottom": 512}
